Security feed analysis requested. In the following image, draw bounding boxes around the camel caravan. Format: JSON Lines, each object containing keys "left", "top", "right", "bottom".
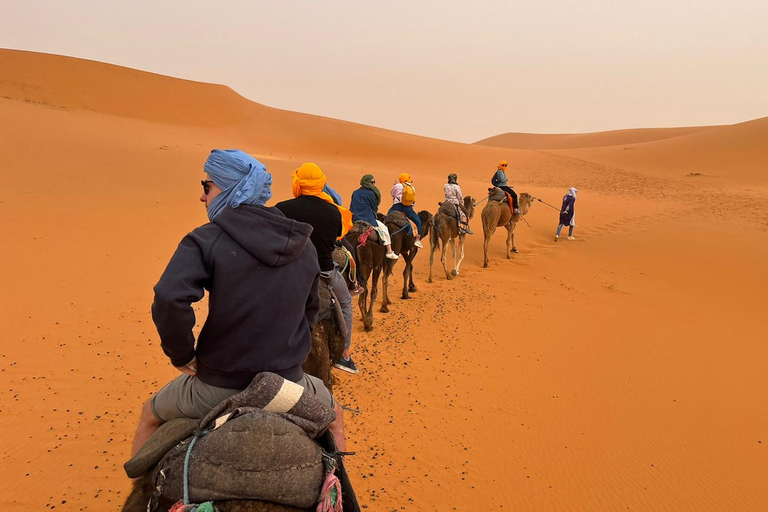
{"left": 124, "top": 154, "right": 576, "bottom": 511}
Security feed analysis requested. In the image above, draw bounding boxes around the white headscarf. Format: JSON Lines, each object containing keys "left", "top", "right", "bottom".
{"left": 567, "top": 187, "right": 578, "bottom": 198}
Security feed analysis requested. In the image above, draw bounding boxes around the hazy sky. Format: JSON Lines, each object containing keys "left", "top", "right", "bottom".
{"left": 3, "top": 0, "right": 767, "bottom": 142}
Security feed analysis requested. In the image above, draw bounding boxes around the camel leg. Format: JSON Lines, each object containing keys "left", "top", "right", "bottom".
{"left": 428, "top": 239, "right": 437, "bottom": 283}
{"left": 483, "top": 231, "right": 493, "bottom": 268}
{"left": 505, "top": 226, "right": 512, "bottom": 259}
{"left": 440, "top": 238, "right": 451, "bottom": 280}
{"left": 456, "top": 235, "right": 466, "bottom": 275}
{"left": 401, "top": 257, "right": 411, "bottom": 299}
{"left": 449, "top": 238, "right": 458, "bottom": 277}
{"left": 510, "top": 229, "right": 518, "bottom": 254}
{"left": 408, "top": 254, "right": 418, "bottom": 293}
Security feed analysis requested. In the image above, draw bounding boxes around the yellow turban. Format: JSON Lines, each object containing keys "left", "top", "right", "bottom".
{"left": 398, "top": 173, "right": 412, "bottom": 184}
{"left": 292, "top": 163, "right": 353, "bottom": 238}
{"left": 498, "top": 160, "right": 508, "bottom": 169}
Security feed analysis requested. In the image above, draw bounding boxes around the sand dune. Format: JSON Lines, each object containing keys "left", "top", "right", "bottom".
{"left": 475, "top": 125, "right": 716, "bottom": 150}
{"left": 552, "top": 116, "right": 768, "bottom": 183}
{"left": 2, "top": 50, "right": 767, "bottom": 511}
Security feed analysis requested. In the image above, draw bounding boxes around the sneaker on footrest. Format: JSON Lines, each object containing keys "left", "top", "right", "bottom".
{"left": 334, "top": 356, "right": 359, "bottom": 374}
{"left": 385, "top": 252, "right": 399, "bottom": 260}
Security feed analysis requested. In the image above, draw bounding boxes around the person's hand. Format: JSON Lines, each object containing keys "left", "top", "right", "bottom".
{"left": 176, "top": 358, "right": 198, "bottom": 376}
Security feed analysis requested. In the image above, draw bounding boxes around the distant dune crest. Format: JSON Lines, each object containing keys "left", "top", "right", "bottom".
{"left": 474, "top": 126, "right": 718, "bottom": 150}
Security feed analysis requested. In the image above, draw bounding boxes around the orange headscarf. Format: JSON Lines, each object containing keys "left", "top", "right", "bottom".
{"left": 498, "top": 160, "right": 508, "bottom": 170}
{"left": 398, "top": 173, "right": 412, "bottom": 184}
{"left": 292, "top": 163, "right": 353, "bottom": 238}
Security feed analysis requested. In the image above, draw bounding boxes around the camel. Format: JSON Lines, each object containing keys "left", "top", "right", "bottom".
{"left": 384, "top": 210, "right": 433, "bottom": 300}
{"left": 428, "top": 196, "right": 476, "bottom": 282}
{"left": 481, "top": 191, "right": 534, "bottom": 268}
{"left": 342, "top": 220, "right": 394, "bottom": 331}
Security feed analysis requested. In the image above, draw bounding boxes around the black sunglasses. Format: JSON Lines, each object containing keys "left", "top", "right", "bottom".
{"left": 201, "top": 180, "right": 214, "bottom": 194}
{"left": 501, "top": 164, "right": 508, "bottom": 167}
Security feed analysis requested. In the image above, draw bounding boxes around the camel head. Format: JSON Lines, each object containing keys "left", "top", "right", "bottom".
{"left": 418, "top": 210, "right": 433, "bottom": 238}
{"left": 518, "top": 192, "right": 534, "bottom": 215}
{"left": 465, "top": 196, "right": 476, "bottom": 219}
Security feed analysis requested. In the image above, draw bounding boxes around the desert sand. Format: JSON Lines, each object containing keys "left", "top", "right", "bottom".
{"left": 1, "top": 49, "right": 766, "bottom": 511}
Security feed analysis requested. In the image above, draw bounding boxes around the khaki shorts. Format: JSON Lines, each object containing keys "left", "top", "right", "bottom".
{"left": 151, "top": 373, "right": 334, "bottom": 422}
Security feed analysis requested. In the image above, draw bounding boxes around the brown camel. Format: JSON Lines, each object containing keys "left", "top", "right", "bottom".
{"left": 481, "top": 191, "right": 534, "bottom": 268}
{"left": 384, "top": 210, "right": 433, "bottom": 299}
{"left": 428, "top": 196, "right": 476, "bottom": 282}
{"left": 342, "top": 220, "right": 394, "bottom": 331}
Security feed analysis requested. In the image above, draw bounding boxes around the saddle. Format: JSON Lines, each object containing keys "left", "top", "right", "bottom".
{"left": 125, "top": 373, "right": 360, "bottom": 511}
{"left": 488, "top": 187, "right": 507, "bottom": 202}
{"left": 438, "top": 201, "right": 459, "bottom": 218}
{"left": 383, "top": 210, "right": 409, "bottom": 228}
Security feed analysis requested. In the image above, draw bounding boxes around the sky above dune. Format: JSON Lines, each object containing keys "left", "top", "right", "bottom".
{"left": 3, "top": 0, "right": 767, "bottom": 142}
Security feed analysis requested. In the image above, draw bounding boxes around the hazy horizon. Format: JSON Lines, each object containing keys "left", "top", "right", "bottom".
{"left": 3, "top": 1, "right": 767, "bottom": 142}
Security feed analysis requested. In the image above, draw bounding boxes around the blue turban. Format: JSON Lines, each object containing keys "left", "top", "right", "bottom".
{"left": 204, "top": 149, "right": 272, "bottom": 221}
{"left": 323, "top": 183, "right": 343, "bottom": 206}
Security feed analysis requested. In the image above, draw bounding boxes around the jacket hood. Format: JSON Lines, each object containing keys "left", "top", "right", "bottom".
{"left": 213, "top": 204, "right": 314, "bottom": 267}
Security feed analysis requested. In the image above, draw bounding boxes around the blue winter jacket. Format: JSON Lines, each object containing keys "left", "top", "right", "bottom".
{"left": 349, "top": 187, "right": 379, "bottom": 226}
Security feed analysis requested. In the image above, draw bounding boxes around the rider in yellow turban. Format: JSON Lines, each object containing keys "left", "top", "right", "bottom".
{"left": 292, "top": 163, "right": 353, "bottom": 238}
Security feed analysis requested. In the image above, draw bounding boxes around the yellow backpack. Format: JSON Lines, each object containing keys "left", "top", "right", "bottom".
{"left": 401, "top": 183, "right": 416, "bottom": 206}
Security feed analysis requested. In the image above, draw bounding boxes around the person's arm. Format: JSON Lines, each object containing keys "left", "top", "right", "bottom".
{"left": 365, "top": 191, "right": 379, "bottom": 215}
{"left": 151, "top": 234, "right": 210, "bottom": 369}
{"left": 305, "top": 273, "right": 321, "bottom": 331}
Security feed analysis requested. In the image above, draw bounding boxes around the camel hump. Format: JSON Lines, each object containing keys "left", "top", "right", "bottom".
{"left": 488, "top": 187, "right": 507, "bottom": 202}
{"left": 438, "top": 202, "right": 458, "bottom": 217}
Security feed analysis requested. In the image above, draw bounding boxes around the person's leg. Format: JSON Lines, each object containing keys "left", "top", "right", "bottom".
{"left": 131, "top": 375, "right": 241, "bottom": 457}
{"left": 375, "top": 220, "right": 398, "bottom": 259}
{"left": 499, "top": 186, "right": 517, "bottom": 212}
{"left": 389, "top": 203, "right": 414, "bottom": 236}
{"left": 300, "top": 374, "right": 346, "bottom": 451}
{"left": 329, "top": 270, "right": 357, "bottom": 373}
{"left": 568, "top": 225, "right": 575, "bottom": 239}
{"left": 404, "top": 206, "right": 423, "bottom": 237}
{"left": 131, "top": 399, "right": 162, "bottom": 457}
{"left": 556, "top": 224, "right": 564, "bottom": 236}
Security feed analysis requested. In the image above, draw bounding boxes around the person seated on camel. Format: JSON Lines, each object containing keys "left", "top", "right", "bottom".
{"left": 131, "top": 149, "right": 346, "bottom": 458}
{"left": 276, "top": 163, "right": 360, "bottom": 376}
{"left": 350, "top": 174, "right": 399, "bottom": 260}
{"left": 388, "top": 173, "right": 424, "bottom": 248}
{"left": 444, "top": 173, "right": 473, "bottom": 235}
{"left": 491, "top": 160, "right": 520, "bottom": 214}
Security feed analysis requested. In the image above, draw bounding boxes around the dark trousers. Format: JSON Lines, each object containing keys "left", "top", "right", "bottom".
{"left": 499, "top": 186, "right": 518, "bottom": 209}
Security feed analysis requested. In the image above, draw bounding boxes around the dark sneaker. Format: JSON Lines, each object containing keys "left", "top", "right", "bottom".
{"left": 334, "top": 356, "right": 359, "bottom": 374}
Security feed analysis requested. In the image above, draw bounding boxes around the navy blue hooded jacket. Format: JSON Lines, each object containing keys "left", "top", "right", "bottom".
{"left": 152, "top": 204, "right": 320, "bottom": 388}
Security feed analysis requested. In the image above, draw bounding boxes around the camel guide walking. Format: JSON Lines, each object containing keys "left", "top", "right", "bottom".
{"left": 491, "top": 160, "right": 520, "bottom": 214}
{"left": 444, "top": 173, "right": 473, "bottom": 234}
{"left": 350, "top": 174, "right": 399, "bottom": 260}
{"left": 275, "top": 163, "right": 360, "bottom": 375}
{"left": 131, "top": 149, "right": 345, "bottom": 457}
{"left": 555, "top": 187, "right": 578, "bottom": 241}
{"left": 388, "top": 173, "right": 425, "bottom": 248}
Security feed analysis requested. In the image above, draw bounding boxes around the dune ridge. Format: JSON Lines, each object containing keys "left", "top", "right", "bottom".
{"left": 475, "top": 125, "right": 718, "bottom": 150}
{"left": 2, "top": 50, "right": 767, "bottom": 511}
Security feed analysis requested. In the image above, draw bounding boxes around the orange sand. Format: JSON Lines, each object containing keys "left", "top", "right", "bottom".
{"left": 1, "top": 49, "right": 767, "bottom": 511}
